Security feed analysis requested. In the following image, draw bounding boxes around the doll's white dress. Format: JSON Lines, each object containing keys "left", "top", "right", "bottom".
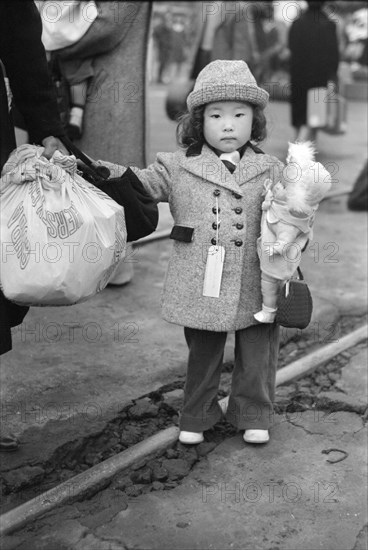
{"left": 257, "top": 191, "right": 315, "bottom": 281}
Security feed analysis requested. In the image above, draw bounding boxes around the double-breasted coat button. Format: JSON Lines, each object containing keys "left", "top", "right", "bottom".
{"left": 235, "top": 240, "right": 243, "bottom": 247}
{"left": 212, "top": 222, "right": 219, "bottom": 230}
{"left": 211, "top": 238, "right": 217, "bottom": 245}
{"left": 212, "top": 206, "right": 221, "bottom": 214}
{"left": 234, "top": 207, "right": 243, "bottom": 214}
{"left": 236, "top": 223, "right": 244, "bottom": 230}
{"left": 213, "top": 189, "right": 220, "bottom": 197}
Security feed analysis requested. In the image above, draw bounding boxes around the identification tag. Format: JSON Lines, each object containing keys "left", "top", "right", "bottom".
{"left": 203, "top": 245, "right": 225, "bottom": 298}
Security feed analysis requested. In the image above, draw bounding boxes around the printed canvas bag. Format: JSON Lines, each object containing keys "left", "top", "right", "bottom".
{"left": 0, "top": 146, "right": 127, "bottom": 306}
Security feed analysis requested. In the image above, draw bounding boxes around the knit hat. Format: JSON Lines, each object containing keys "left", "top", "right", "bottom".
{"left": 187, "top": 60, "right": 269, "bottom": 112}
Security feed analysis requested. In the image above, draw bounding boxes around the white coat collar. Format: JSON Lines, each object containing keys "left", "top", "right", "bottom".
{"left": 179, "top": 143, "right": 273, "bottom": 196}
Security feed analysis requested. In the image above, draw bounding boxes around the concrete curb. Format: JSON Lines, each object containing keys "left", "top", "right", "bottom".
{"left": 276, "top": 324, "right": 367, "bottom": 385}
{"left": 1, "top": 324, "right": 366, "bottom": 537}
{"left": 0, "top": 427, "right": 179, "bottom": 537}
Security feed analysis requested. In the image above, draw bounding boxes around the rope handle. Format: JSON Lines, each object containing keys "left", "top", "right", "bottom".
{"left": 284, "top": 267, "right": 305, "bottom": 297}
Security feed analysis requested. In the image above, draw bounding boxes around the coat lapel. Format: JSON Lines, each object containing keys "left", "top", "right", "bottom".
{"left": 235, "top": 146, "right": 275, "bottom": 189}
{"left": 179, "top": 143, "right": 273, "bottom": 195}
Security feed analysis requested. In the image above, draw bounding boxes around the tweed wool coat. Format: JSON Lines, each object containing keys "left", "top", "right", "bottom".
{"left": 100, "top": 144, "right": 284, "bottom": 331}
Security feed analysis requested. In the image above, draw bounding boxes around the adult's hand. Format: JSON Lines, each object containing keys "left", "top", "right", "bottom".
{"left": 41, "top": 136, "right": 69, "bottom": 159}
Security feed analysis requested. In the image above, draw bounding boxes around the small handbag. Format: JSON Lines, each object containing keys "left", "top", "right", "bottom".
{"left": 307, "top": 87, "right": 328, "bottom": 129}
{"left": 307, "top": 83, "right": 347, "bottom": 135}
{"left": 323, "top": 92, "right": 347, "bottom": 135}
{"left": 275, "top": 267, "right": 313, "bottom": 329}
{"left": 60, "top": 137, "right": 159, "bottom": 242}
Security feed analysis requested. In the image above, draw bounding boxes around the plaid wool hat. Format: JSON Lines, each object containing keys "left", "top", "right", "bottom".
{"left": 187, "top": 60, "right": 269, "bottom": 111}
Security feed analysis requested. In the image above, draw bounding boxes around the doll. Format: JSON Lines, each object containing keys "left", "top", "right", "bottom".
{"left": 254, "top": 141, "right": 332, "bottom": 323}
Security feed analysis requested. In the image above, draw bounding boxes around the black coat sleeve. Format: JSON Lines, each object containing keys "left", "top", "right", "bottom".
{"left": 0, "top": 1, "right": 65, "bottom": 144}
{"left": 325, "top": 20, "right": 339, "bottom": 82}
{"left": 89, "top": 168, "right": 159, "bottom": 242}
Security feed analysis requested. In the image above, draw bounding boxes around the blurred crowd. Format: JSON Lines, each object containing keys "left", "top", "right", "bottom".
{"left": 148, "top": 1, "right": 368, "bottom": 87}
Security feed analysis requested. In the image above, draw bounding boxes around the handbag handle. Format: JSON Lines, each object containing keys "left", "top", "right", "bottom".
{"left": 59, "top": 135, "right": 110, "bottom": 182}
{"left": 296, "top": 267, "right": 304, "bottom": 280}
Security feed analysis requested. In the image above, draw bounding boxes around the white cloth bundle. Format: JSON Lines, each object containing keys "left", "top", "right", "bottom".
{"left": 0, "top": 145, "right": 126, "bottom": 305}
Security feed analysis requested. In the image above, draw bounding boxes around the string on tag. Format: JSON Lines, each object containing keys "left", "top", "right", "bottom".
{"left": 216, "top": 196, "right": 219, "bottom": 248}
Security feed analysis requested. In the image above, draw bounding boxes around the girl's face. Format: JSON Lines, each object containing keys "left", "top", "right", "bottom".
{"left": 203, "top": 101, "right": 253, "bottom": 154}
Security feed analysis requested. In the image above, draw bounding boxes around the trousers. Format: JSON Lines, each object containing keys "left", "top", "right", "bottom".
{"left": 180, "top": 323, "right": 280, "bottom": 432}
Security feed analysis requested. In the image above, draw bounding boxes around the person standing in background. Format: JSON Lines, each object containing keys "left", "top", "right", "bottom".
{"left": 252, "top": 1, "right": 287, "bottom": 88}
{"left": 0, "top": 2, "right": 66, "bottom": 170}
{"left": 207, "top": 1, "right": 260, "bottom": 73}
{"left": 36, "top": 0, "right": 99, "bottom": 140}
{"left": 53, "top": 1, "right": 152, "bottom": 285}
{"left": 165, "top": 1, "right": 262, "bottom": 122}
{"left": 168, "top": 14, "right": 189, "bottom": 81}
{"left": 288, "top": 1, "right": 339, "bottom": 142}
{"left": 0, "top": 0, "right": 67, "bottom": 451}
{"left": 152, "top": 13, "right": 173, "bottom": 84}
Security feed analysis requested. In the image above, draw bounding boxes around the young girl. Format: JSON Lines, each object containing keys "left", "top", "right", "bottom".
{"left": 97, "top": 60, "right": 284, "bottom": 445}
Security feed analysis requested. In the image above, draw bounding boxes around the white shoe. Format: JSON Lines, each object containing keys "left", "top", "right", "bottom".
{"left": 243, "top": 429, "right": 269, "bottom": 444}
{"left": 179, "top": 431, "right": 204, "bottom": 444}
{"left": 254, "top": 309, "right": 276, "bottom": 323}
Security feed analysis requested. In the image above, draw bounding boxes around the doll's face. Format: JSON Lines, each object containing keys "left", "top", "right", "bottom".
{"left": 272, "top": 181, "right": 287, "bottom": 201}
{"left": 203, "top": 101, "right": 253, "bottom": 154}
